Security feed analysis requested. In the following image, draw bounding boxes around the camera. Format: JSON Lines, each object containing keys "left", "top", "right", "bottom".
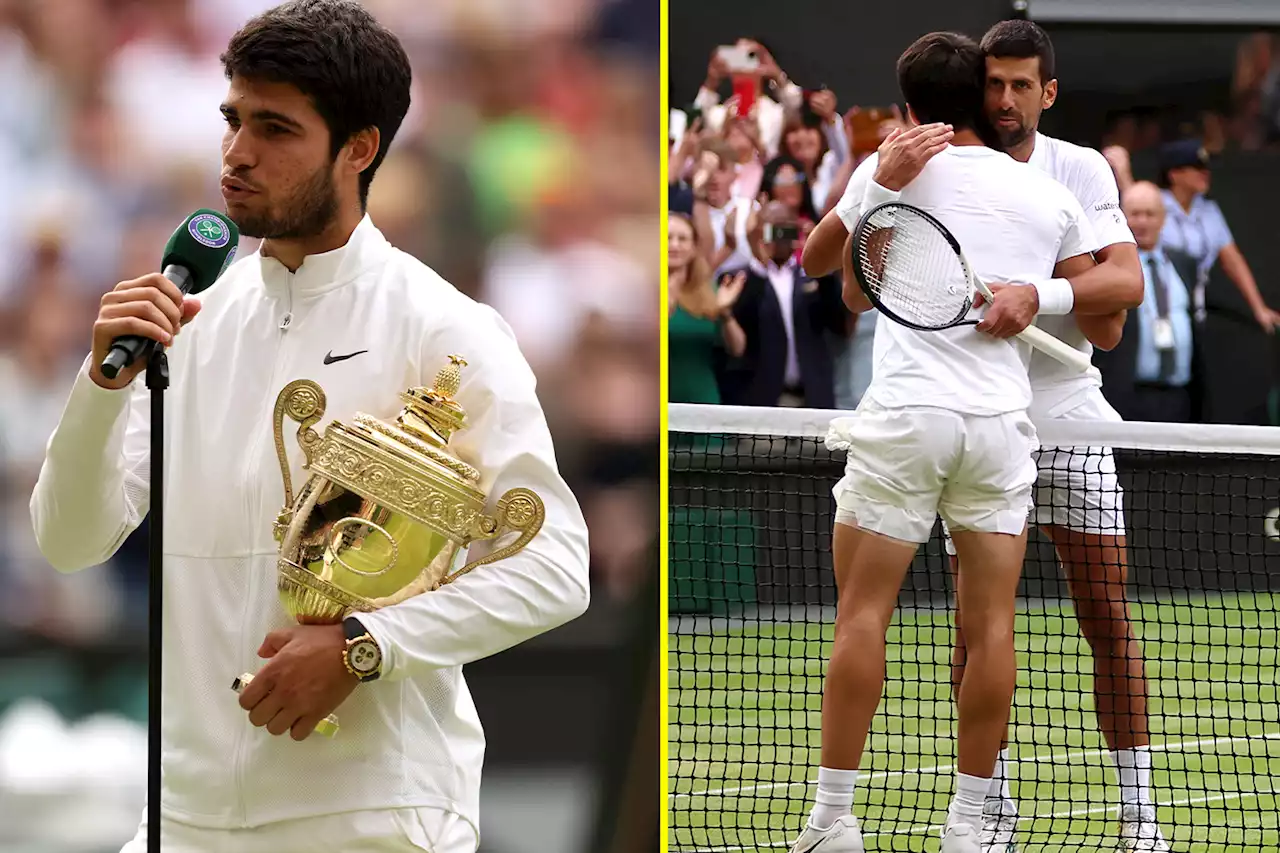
{"left": 764, "top": 223, "right": 800, "bottom": 243}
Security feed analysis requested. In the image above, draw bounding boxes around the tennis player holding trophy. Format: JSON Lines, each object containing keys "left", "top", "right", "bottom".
{"left": 29, "top": 2, "right": 590, "bottom": 851}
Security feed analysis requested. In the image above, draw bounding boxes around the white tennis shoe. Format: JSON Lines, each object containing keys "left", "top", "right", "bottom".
{"left": 941, "top": 822, "right": 984, "bottom": 853}
{"left": 1117, "top": 804, "right": 1172, "bottom": 852}
{"left": 788, "top": 815, "right": 865, "bottom": 853}
{"left": 981, "top": 801, "right": 1020, "bottom": 852}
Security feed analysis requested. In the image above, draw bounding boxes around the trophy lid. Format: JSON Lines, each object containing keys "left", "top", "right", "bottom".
{"left": 346, "top": 354, "right": 481, "bottom": 486}
{"left": 395, "top": 354, "right": 468, "bottom": 448}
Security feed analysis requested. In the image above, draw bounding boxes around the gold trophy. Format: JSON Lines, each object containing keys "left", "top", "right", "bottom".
{"left": 231, "top": 355, "right": 545, "bottom": 736}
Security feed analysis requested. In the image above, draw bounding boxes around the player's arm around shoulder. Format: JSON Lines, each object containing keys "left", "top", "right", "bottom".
{"left": 352, "top": 295, "right": 590, "bottom": 679}
{"left": 1048, "top": 193, "right": 1125, "bottom": 351}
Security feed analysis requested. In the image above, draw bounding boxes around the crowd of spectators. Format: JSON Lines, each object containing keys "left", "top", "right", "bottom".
{"left": 667, "top": 39, "right": 901, "bottom": 411}
{"left": 0, "top": 0, "right": 656, "bottom": 846}
{"left": 668, "top": 32, "right": 1280, "bottom": 424}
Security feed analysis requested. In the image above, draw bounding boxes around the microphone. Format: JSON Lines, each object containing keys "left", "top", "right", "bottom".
{"left": 99, "top": 209, "right": 240, "bottom": 380}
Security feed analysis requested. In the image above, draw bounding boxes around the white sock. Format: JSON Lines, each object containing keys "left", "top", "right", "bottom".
{"left": 948, "top": 772, "right": 990, "bottom": 832}
{"left": 1111, "top": 746, "right": 1153, "bottom": 807}
{"left": 809, "top": 767, "right": 858, "bottom": 830}
{"left": 988, "top": 748, "right": 1016, "bottom": 810}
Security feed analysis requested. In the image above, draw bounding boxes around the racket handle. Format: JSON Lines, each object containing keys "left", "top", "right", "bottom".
{"left": 1017, "top": 324, "right": 1101, "bottom": 378}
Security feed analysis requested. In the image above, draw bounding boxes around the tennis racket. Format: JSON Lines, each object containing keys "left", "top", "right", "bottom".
{"left": 849, "top": 201, "right": 1098, "bottom": 376}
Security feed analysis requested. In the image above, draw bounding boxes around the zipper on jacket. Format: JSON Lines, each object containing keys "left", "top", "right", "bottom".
{"left": 233, "top": 281, "right": 295, "bottom": 825}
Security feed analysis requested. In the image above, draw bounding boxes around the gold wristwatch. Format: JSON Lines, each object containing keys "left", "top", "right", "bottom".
{"left": 342, "top": 617, "right": 383, "bottom": 682}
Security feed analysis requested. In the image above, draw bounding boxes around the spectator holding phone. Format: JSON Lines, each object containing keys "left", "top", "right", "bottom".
{"left": 668, "top": 212, "right": 746, "bottom": 404}
{"left": 721, "top": 202, "right": 847, "bottom": 408}
{"left": 760, "top": 155, "right": 819, "bottom": 261}
{"left": 691, "top": 40, "right": 803, "bottom": 159}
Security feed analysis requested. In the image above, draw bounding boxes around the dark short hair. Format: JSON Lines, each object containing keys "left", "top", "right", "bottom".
{"left": 896, "top": 32, "right": 986, "bottom": 130}
{"left": 760, "top": 154, "right": 818, "bottom": 222}
{"left": 221, "top": 0, "right": 413, "bottom": 208}
{"left": 981, "top": 19, "right": 1056, "bottom": 84}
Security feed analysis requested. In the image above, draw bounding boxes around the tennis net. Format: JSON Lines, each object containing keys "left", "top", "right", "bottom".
{"left": 667, "top": 403, "right": 1280, "bottom": 853}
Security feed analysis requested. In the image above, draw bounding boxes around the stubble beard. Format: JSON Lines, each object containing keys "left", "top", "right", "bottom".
{"left": 229, "top": 164, "right": 340, "bottom": 241}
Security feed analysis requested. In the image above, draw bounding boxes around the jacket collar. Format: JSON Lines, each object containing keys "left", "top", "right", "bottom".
{"left": 256, "top": 214, "right": 391, "bottom": 297}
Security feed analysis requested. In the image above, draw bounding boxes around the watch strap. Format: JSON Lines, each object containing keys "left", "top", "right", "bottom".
{"left": 343, "top": 615, "right": 367, "bottom": 641}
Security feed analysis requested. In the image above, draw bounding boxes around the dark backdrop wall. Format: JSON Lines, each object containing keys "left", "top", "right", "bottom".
{"left": 668, "top": 0, "right": 1010, "bottom": 110}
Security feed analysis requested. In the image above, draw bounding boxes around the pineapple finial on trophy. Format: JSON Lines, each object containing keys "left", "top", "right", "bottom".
{"left": 435, "top": 354, "right": 466, "bottom": 399}
{"left": 396, "top": 355, "right": 468, "bottom": 448}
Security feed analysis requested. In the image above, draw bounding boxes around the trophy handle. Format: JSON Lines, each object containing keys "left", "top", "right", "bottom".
{"left": 439, "top": 487, "right": 545, "bottom": 586}
{"left": 272, "top": 379, "right": 327, "bottom": 508}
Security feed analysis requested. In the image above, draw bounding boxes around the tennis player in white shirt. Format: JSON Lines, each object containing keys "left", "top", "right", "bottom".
{"left": 30, "top": 2, "right": 589, "bottom": 851}
{"left": 801, "top": 19, "right": 1165, "bottom": 853}
{"left": 787, "top": 32, "right": 1098, "bottom": 853}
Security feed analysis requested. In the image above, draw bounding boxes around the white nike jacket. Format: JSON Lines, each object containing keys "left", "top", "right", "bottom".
{"left": 29, "top": 216, "right": 591, "bottom": 837}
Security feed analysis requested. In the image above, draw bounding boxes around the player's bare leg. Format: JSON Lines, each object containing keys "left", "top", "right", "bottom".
{"left": 1042, "top": 525, "right": 1168, "bottom": 852}
{"left": 950, "top": 552, "right": 1019, "bottom": 852}
{"left": 1041, "top": 526, "right": 1148, "bottom": 750}
{"left": 942, "top": 528, "right": 1026, "bottom": 853}
{"left": 790, "top": 522, "right": 918, "bottom": 853}
{"left": 821, "top": 524, "right": 919, "bottom": 771}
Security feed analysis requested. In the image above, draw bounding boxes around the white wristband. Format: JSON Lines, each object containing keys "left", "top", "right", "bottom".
{"left": 837, "top": 181, "right": 901, "bottom": 232}
{"left": 1033, "top": 277, "right": 1075, "bottom": 315}
{"left": 861, "top": 180, "right": 900, "bottom": 212}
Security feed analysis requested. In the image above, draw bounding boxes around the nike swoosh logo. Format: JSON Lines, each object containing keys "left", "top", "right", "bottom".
{"left": 323, "top": 349, "right": 368, "bottom": 365}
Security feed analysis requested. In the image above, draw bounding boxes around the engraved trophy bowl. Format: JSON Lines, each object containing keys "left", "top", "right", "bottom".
{"left": 231, "top": 355, "right": 545, "bottom": 736}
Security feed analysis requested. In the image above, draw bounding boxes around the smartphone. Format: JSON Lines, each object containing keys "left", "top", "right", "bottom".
{"left": 763, "top": 223, "right": 801, "bottom": 243}
{"left": 731, "top": 76, "right": 757, "bottom": 118}
{"left": 716, "top": 44, "right": 759, "bottom": 75}
{"left": 849, "top": 106, "right": 897, "bottom": 155}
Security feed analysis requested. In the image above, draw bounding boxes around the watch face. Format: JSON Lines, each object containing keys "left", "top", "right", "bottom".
{"left": 348, "top": 639, "right": 381, "bottom": 674}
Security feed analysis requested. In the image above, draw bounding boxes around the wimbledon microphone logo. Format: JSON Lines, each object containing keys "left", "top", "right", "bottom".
{"left": 189, "top": 213, "right": 231, "bottom": 249}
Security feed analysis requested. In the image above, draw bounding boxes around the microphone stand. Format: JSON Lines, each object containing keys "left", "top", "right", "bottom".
{"left": 145, "top": 344, "right": 168, "bottom": 853}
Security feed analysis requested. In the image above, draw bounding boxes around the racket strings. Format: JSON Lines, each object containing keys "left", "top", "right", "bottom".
{"left": 855, "top": 206, "right": 973, "bottom": 329}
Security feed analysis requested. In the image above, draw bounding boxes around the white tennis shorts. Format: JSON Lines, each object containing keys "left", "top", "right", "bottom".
{"left": 942, "top": 390, "right": 1127, "bottom": 554}
{"left": 828, "top": 401, "right": 1038, "bottom": 544}
{"left": 120, "top": 807, "right": 477, "bottom": 853}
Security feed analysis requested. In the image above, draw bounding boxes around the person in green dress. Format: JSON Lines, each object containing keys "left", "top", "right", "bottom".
{"left": 667, "top": 213, "right": 755, "bottom": 615}
{"left": 667, "top": 211, "right": 745, "bottom": 404}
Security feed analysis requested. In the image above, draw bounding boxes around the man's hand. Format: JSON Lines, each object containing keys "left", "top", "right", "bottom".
{"left": 742, "top": 40, "right": 784, "bottom": 84}
{"left": 976, "top": 283, "right": 1040, "bottom": 338}
{"left": 1253, "top": 304, "right": 1280, "bottom": 334}
{"left": 808, "top": 89, "right": 838, "bottom": 122}
{"left": 872, "top": 123, "right": 954, "bottom": 192}
{"left": 238, "top": 624, "right": 358, "bottom": 742}
{"left": 89, "top": 274, "right": 202, "bottom": 390}
{"left": 691, "top": 150, "right": 717, "bottom": 196}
